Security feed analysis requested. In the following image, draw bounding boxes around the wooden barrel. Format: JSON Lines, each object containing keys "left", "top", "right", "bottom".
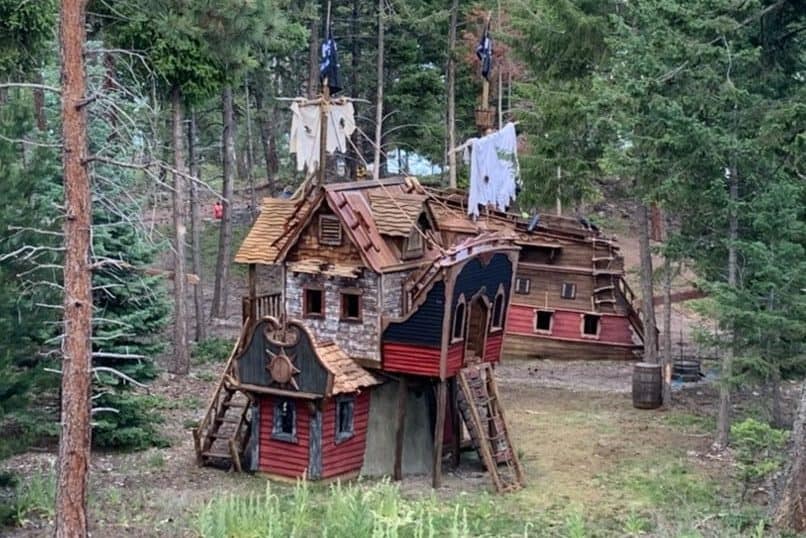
{"left": 673, "top": 360, "right": 701, "bottom": 382}
{"left": 632, "top": 363, "right": 662, "bottom": 409}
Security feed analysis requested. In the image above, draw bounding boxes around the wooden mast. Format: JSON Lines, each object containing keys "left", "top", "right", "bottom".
{"left": 317, "top": 0, "right": 332, "bottom": 187}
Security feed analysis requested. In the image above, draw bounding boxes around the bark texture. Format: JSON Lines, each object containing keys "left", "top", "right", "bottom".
{"left": 636, "top": 203, "right": 658, "bottom": 363}
{"left": 661, "top": 256, "right": 673, "bottom": 405}
{"left": 56, "top": 1, "right": 92, "bottom": 535}
{"left": 773, "top": 382, "right": 806, "bottom": 532}
{"left": 211, "top": 85, "right": 236, "bottom": 318}
{"left": 188, "top": 110, "right": 206, "bottom": 342}
{"left": 716, "top": 166, "right": 739, "bottom": 448}
{"left": 446, "top": 0, "right": 458, "bottom": 189}
{"left": 170, "top": 86, "right": 189, "bottom": 374}
{"left": 372, "top": 0, "right": 384, "bottom": 180}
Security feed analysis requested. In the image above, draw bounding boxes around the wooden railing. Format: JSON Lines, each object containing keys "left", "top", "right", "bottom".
{"left": 616, "top": 277, "right": 645, "bottom": 339}
{"left": 241, "top": 293, "right": 283, "bottom": 326}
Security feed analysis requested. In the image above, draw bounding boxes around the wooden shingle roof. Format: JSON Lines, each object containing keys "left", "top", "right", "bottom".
{"left": 315, "top": 340, "right": 381, "bottom": 395}
{"left": 367, "top": 192, "right": 426, "bottom": 237}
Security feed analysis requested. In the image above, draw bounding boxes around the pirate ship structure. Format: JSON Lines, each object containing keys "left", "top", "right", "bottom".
{"left": 193, "top": 16, "right": 645, "bottom": 492}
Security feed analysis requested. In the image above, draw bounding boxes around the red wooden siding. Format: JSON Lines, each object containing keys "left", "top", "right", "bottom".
{"left": 507, "top": 304, "right": 634, "bottom": 346}
{"left": 258, "top": 396, "right": 310, "bottom": 478}
{"left": 321, "top": 391, "right": 370, "bottom": 479}
{"left": 445, "top": 342, "right": 464, "bottom": 377}
{"left": 382, "top": 342, "right": 441, "bottom": 376}
{"left": 484, "top": 332, "right": 504, "bottom": 362}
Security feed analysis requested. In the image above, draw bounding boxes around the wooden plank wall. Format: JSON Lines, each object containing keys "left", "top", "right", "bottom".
{"left": 258, "top": 396, "right": 311, "bottom": 477}
{"left": 321, "top": 391, "right": 371, "bottom": 479}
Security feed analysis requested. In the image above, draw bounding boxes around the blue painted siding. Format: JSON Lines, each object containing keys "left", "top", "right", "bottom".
{"left": 383, "top": 281, "right": 445, "bottom": 347}
{"left": 451, "top": 253, "right": 513, "bottom": 310}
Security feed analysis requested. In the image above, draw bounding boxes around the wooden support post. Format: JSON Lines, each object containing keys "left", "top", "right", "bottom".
{"left": 450, "top": 377, "right": 461, "bottom": 468}
{"left": 393, "top": 376, "right": 408, "bottom": 481}
{"left": 432, "top": 379, "right": 447, "bottom": 489}
{"left": 248, "top": 263, "right": 257, "bottom": 323}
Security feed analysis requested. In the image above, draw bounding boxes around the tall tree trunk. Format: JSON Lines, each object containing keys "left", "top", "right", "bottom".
{"left": 308, "top": 9, "right": 319, "bottom": 99}
{"left": 211, "top": 85, "right": 236, "bottom": 319}
{"left": 188, "top": 110, "right": 206, "bottom": 343}
{"left": 716, "top": 165, "right": 738, "bottom": 448}
{"left": 255, "top": 90, "right": 278, "bottom": 190}
{"left": 446, "top": 0, "right": 458, "bottom": 188}
{"left": 661, "top": 255, "right": 673, "bottom": 405}
{"left": 170, "top": 86, "right": 189, "bottom": 375}
{"left": 244, "top": 78, "right": 256, "bottom": 216}
{"left": 56, "top": 1, "right": 92, "bottom": 536}
{"left": 772, "top": 381, "right": 806, "bottom": 532}
{"left": 770, "top": 363, "right": 783, "bottom": 428}
{"left": 636, "top": 202, "right": 658, "bottom": 363}
{"left": 372, "top": 0, "right": 384, "bottom": 180}
{"left": 348, "top": 0, "right": 360, "bottom": 180}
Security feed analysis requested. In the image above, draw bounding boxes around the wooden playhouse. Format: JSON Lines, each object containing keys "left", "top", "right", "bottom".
{"left": 194, "top": 177, "right": 526, "bottom": 491}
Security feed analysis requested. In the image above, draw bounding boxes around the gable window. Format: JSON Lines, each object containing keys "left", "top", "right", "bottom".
{"left": 335, "top": 396, "right": 355, "bottom": 443}
{"left": 515, "top": 277, "right": 531, "bottom": 294}
{"left": 340, "top": 291, "right": 362, "bottom": 321}
{"left": 319, "top": 215, "right": 343, "bottom": 246}
{"left": 490, "top": 286, "right": 505, "bottom": 330}
{"left": 561, "top": 282, "right": 577, "bottom": 300}
{"left": 272, "top": 398, "right": 297, "bottom": 443}
{"left": 535, "top": 310, "right": 553, "bottom": 332}
{"left": 403, "top": 227, "right": 424, "bottom": 259}
{"left": 583, "top": 314, "right": 600, "bottom": 337}
{"left": 452, "top": 297, "right": 466, "bottom": 341}
{"left": 304, "top": 287, "right": 324, "bottom": 317}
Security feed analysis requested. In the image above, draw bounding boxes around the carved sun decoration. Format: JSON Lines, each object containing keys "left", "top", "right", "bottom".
{"left": 265, "top": 346, "right": 300, "bottom": 391}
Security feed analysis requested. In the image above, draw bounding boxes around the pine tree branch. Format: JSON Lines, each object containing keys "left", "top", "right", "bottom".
{"left": 0, "top": 83, "right": 61, "bottom": 93}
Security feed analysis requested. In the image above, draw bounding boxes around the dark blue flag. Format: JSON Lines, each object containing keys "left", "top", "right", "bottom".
{"left": 320, "top": 28, "right": 342, "bottom": 95}
{"left": 475, "top": 22, "right": 493, "bottom": 80}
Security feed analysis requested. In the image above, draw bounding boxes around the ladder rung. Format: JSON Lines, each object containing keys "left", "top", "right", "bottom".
{"left": 592, "top": 256, "right": 614, "bottom": 262}
{"left": 215, "top": 416, "right": 241, "bottom": 424}
{"left": 202, "top": 450, "right": 231, "bottom": 459}
{"left": 593, "top": 285, "right": 615, "bottom": 293}
{"left": 595, "top": 298, "right": 617, "bottom": 304}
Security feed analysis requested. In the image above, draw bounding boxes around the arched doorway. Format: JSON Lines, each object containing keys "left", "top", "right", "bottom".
{"left": 465, "top": 294, "right": 489, "bottom": 363}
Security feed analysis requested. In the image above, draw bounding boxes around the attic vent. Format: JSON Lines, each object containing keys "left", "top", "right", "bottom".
{"left": 319, "top": 215, "right": 342, "bottom": 246}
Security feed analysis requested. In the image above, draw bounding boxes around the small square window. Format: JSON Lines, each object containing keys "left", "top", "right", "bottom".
{"left": 561, "top": 282, "right": 576, "bottom": 299}
{"left": 272, "top": 398, "right": 297, "bottom": 443}
{"left": 304, "top": 288, "right": 324, "bottom": 317}
{"left": 335, "top": 396, "right": 355, "bottom": 443}
{"left": 583, "top": 314, "right": 600, "bottom": 336}
{"left": 535, "top": 310, "right": 553, "bottom": 332}
{"left": 515, "top": 277, "right": 531, "bottom": 294}
{"left": 340, "top": 292, "right": 361, "bottom": 321}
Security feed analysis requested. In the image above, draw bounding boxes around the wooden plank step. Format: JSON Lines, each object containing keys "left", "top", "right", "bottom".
{"left": 215, "top": 416, "right": 242, "bottom": 424}
{"left": 223, "top": 402, "right": 246, "bottom": 409}
{"left": 595, "top": 298, "right": 617, "bottom": 305}
{"left": 592, "top": 256, "right": 614, "bottom": 262}
{"left": 593, "top": 269, "right": 621, "bottom": 275}
{"left": 593, "top": 285, "right": 615, "bottom": 293}
{"left": 202, "top": 450, "right": 232, "bottom": 460}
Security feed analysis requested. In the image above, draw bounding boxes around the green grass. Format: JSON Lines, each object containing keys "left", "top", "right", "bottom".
{"left": 663, "top": 412, "right": 716, "bottom": 434}
{"left": 0, "top": 471, "right": 56, "bottom": 527}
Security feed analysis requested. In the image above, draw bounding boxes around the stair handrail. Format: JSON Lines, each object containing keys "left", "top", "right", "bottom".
{"left": 194, "top": 318, "right": 251, "bottom": 459}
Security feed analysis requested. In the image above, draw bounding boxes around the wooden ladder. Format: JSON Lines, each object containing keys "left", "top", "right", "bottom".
{"left": 456, "top": 363, "right": 525, "bottom": 493}
{"left": 193, "top": 328, "right": 253, "bottom": 472}
{"left": 592, "top": 237, "right": 618, "bottom": 312}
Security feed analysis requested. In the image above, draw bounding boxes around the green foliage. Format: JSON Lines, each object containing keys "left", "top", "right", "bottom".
{"left": 192, "top": 337, "right": 235, "bottom": 365}
{"left": 0, "top": 471, "right": 55, "bottom": 528}
{"left": 197, "top": 480, "right": 536, "bottom": 538}
{"left": 730, "top": 418, "right": 789, "bottom": 486}
{"left": 92, "top": 394, "right": 169, "bottom": 451}
{"left": 0, "top": 0, "right": 57, "bottom": 78}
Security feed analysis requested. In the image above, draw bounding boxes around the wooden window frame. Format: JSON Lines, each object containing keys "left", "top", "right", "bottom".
{"left": 272, "top": 398, "right": 298, "bottom": 443}
{"left": 318, "top": 214, "right": 343, "bottom": 246}
{"left": 581, "top": 313, "right": 601, "bottom": 338}
{"left": 334, "top": 395, "right": 355, "bottom": 444}
{"left": 514, "top": 277, "right": 531, "bottom": 295}
{"left": 561, "top": 282, "right": 577, "bottom": 300}
{"left": 534, "top": 309, "right": 554, "bottom": 334}
{"left": 303, "top": 286, "right": 325, "bottom": 318}
{"left": 451, "top": 294, "right": 467, "bottom": 343}
{"left": 339, "top": 290, "right": 362, "bottom": 322}
{"left": 401, "top": 227, "right": 424, "bottom": 260}
{"left": 490, "top": 285, "right": 506, "bottom": 332}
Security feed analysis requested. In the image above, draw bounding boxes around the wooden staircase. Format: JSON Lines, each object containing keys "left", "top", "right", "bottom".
{"left": 456, "top": 363, "right": 525, "bottom": 493}
{"left": 193, "top": 329, "right": 253, "bottom": 472}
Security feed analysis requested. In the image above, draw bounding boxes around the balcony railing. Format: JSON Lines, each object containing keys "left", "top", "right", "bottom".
{"left": 241, "top": 293, "right": 283, "bottom": 326}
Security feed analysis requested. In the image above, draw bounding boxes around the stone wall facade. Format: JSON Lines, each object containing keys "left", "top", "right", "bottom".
{"left": 380, "top": 270, "right": 412, "bottom": 319}
{"left": 285, "top": 269, "right": 380, "bottom": 361}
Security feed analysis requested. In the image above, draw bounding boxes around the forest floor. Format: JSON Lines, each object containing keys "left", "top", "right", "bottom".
{"left": 1, "top": 189, "right": 801, "bottom": 536}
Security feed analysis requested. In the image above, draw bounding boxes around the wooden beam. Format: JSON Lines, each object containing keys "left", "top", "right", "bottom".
{"left": 248, "top": 263, "right": 257, "bottom": 322}
{"left": 393, "top": 376, "right": 408, "bottom": 481}
{"left": 450, "top": 377, "right": 461, "bottom": 468}
{"left": 432, "top": 379, "right": 447, "bottom": 488}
